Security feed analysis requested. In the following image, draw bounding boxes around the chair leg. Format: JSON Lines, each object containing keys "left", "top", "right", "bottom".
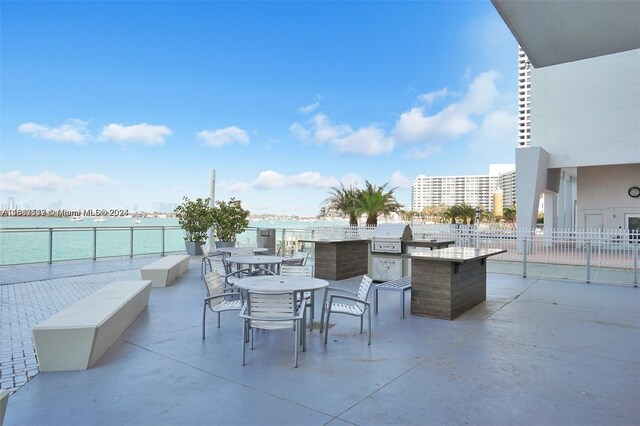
{"left": 294, "top": 322, "right": 299, "bottom": 368}
{"left": 242, "top": 319, "right": 246, "bottom": 366}
{"left": 308, "top": 293, "right": 315, "bottom": 331}
{"left": 202, "top": 303, "right": 207, "bottom": 339}
{"left": 360, "top": 315, "right": 364, "bottom": 333}
{"left": 324, "top": 310, "right": 331, "bottom": 345}
{"left": 217, "top": 312, "right": 221, "bottom": 328}
{"left": 368, "top": 308, "right": 372, "bottom": 345}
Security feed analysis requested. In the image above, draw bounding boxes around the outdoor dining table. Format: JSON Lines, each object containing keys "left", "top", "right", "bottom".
{"left": 226, "top": 255, "right": 285, "bottom": 275}
{"left": 216, "top": 247, "right": 269, "bottom": 259}
{"left": 234, "top": 275, "right": 330, "bottom": 327}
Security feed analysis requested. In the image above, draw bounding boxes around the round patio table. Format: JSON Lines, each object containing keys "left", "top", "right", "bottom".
{"left": 216, "top": 247, "right": 269, "bottom": 259}
{"left": 226, "top": 255, "right": 285, "bottom": 275}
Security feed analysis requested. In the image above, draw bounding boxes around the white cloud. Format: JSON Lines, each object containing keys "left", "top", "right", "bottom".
{"left": 99, "top": 123, "right": 172, "bottom": 145}
{"left": 390, "top": 170, "right": 411, "bottom": 189}
{"left": 290, "top": 113, "right": 394, "bottom": 156}
{"left": 468, "top": 109, "right": 517, "bottom": 151}
{"left": 219, "top": 170, "right": 358, "bottom": 192}
{"left": 394, "top": 71, "right": 501, "bottom": 143}
{"left": 197, "top": 126, "right": 250, "bottom": 147}
{"left": 299, "top": 102, "right": 320, "bottom": 115}
{"left": 18, "top": 119, "right": 90, "bottom": 144}
{"left": 404, "top": 145, "right": 443, "bottom": 159}
{"left": 418, "top": 88, "right": 449, "bottom": 105}
{"left": 0, "top": 170, "right": 117, "bottom": 193}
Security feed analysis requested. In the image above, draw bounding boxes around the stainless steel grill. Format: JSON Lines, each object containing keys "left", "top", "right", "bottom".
{"left": 370, "top": 224, "right": 412, "bottom": 281}
{"left": 371, "top": 224, "right": 412, "bottom": 254}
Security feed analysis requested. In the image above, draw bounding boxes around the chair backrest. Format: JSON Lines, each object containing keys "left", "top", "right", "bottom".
{"left": 246, "top": 291, "right": 297, "bottom": 330}
{"left": 222, "top": 257, "right": 233, "bottom": 275}
{"left": 280, "top": 265, "right": 313, "bottom": 277}
{"left": 204, "top": 272, "right": 224, "bottom": 305}
{"left": 355, "top": 275, "right": 374, "bottom": 310}
{"left": 200, "top": 244, "right": 209, "bottom": 259}
{"left": 283, "top": 251, "right": 309, "bottom": 266}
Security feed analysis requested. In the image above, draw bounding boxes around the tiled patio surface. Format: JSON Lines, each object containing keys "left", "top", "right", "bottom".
{"left": 1, "top": 257, "right": 639, "bottom": 425}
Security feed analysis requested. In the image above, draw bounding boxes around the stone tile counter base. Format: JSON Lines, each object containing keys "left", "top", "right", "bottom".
{"left": 411, "top": 247, "right": 506, "bottom": 320}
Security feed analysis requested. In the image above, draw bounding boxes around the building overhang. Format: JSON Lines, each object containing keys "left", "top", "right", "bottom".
{"left": 491, "top": 0, "right": 640, "bottom": 68}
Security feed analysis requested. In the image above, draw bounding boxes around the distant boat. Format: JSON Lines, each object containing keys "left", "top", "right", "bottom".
{"left": 93, "top": 217, "right": 107, "bottom": 223}
{"left": 70, "top": 216, "right": 84, "bottom": 222}
{"left": 133, "top": 218, "right": 142, "bottom": 224}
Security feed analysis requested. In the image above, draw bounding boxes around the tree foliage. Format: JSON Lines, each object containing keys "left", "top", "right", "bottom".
{"left": 211, "top": 198, "right": 250, "bottom": 242}
{"left": 174, "top": 197, "right": 215, "bottom": 242}
{"left": 324, "top": 180, "right": 402, "bottom": 226}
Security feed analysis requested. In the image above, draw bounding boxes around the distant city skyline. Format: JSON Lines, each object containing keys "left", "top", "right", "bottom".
{"left": 1, "top": 2, "right": 518, "bottom": 216}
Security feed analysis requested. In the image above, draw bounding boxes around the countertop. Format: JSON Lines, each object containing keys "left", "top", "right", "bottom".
{"left": 411, "top": 247, "right": 506, "bottom": 263}
{"left": 298, "top": 238, "right": 370, "bottom": 243}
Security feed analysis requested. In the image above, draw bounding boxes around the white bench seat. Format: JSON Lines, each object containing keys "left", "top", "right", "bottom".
{"left": 32, "top": 280, "right": 152, "bottom": 372}
{"left": 140, "top": 255, "right": 190, "bottom": 287}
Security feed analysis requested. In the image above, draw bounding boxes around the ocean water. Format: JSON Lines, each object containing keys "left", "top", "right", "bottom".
{"left": 0, "top": 217, "right": 347, "bottom": 266}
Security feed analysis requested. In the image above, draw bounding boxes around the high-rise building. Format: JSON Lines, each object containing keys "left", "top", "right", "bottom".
{"left": 518, "top": 47, "right": 532, "bottom": 147}
{"left": 411, "top": 165, "right": 516, "bottom": 213}
{"left": 494, "top": 0, "right": 640, "bottom": 231}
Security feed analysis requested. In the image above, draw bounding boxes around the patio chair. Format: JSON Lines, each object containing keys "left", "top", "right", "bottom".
{"left": 282, "top": 251, "right": 309, "bottom": 266}
{"left": 240, "top": 290, "right": 306, "bottom": 367}
{"left": 279, "top": 265, "right": 316, "bottom": 330}
{"left": 202, "top": 271, "right": 243, "bottom": 339}
{"left": 322, "top": 274, "right": 373, "bottom": 345}
{"left": 200, "top": 243, "right": 222, "bottom": 279}
{"left": 222, "top": 257, "right": 251, "bottom": 287}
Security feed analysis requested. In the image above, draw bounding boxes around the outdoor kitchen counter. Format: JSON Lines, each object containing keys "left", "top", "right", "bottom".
{"left": 299, "top": 239, "right": 370, "bottom": 280}
{"left": 410, "top": 247, "right": 506, "bottom": 320}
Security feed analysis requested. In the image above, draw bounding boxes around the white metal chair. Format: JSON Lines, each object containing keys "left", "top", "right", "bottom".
{"left": 279, "top": 265, "right": 316, "bottom": 330}
{"left": 282, "top": 251, "right": 309, "bottom": 266}
{"left": 322, "top": 275, "right": 373, "bottom": 345}
{"left": 200, "top": 243, "right": 222, "bottom": 279}
{"left": 202, "top": 271, "right": 243, "bottom": 339}
{"left": 240, "top": 290, "right": 306, "bottom": 367}
{"left": 222, "top": 257, "right": 251, "bottom": 287}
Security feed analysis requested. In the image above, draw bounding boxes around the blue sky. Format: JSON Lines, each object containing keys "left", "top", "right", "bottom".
{"left": 1, "top": 1, "right": 518, "bottom": 216}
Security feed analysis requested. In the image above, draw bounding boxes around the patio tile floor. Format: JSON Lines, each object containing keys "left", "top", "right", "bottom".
{"left": 1, "top": 257, "right": 638, "bottom": 425}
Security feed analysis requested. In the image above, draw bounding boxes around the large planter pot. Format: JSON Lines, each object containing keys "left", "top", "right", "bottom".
{"left": 185, "top": 241, "right": 204, "bottom": 256}
{"left": 215, "top": 241, "right": 235, "bottom": 249}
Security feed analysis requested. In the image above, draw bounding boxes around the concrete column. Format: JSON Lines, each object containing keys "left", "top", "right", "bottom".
{"left": 208, "top": 169, "right": 216, "bottom": 244}
{"left": 543, "top": 191, "right": 556, "bottom": 246}
{"left": 516, "top": 146, "right": 550, "bottom": 230}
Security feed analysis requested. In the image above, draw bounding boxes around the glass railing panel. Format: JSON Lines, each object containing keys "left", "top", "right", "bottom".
{"left": 51, "top": 229, "right": 94, "bottom": 262}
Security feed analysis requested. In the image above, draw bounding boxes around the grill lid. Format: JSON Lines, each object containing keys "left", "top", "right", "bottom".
{"left": 372, "top": 224, "right": 412, "bottom": 240}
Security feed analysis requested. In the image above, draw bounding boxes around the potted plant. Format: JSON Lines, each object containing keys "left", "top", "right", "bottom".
{"left": 210, "top": 197, "right": 250, "bottom": 247}
{"left": 174, "top": 196, "right": 214, "bottom": 256}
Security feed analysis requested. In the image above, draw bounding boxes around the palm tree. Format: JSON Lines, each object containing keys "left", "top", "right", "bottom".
{"left": 457, "top": 204, "right": 477, "bottom": 225}
{"left": 356, "top": 181, "right": 402, "bottom": 226}
{"left": 503, "top": 204, "right": 517, "bottom": 223}
{"left": 324, "top": 182, "right": 361, "bottom": 226}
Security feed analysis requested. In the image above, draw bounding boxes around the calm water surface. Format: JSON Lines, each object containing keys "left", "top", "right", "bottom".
{"left": 0, "top": 217, "right": 346, "bottom": 265}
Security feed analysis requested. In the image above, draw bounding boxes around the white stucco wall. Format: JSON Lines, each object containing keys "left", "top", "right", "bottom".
{"left": 531, "top": 49, "right": 640, "bottom": 168}
{"left": 576, "top": 164, "right": 640, "bottom": 229}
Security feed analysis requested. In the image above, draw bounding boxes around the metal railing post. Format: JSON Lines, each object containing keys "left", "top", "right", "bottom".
{"left": 281, "top": 228, "right": 286, "bottom": 255}
{"left": 48, "top": 228, "right": 53, "bottom": 264}
{"left": 161, "top": 227, "right": 166, "bottom": 256}
{"left": 586, "top": 241, "right": 591, "bottom": 283}
{"left": 93, "top": 228, "right": 97, "bottom": 260}
{"left": 522, "top": 237, "right": 527, "bottom": 277}
{"left": 130, "top": 227, "right": 134, "bottom": 258}
{"left": 633, "top": 242, "right": 638, "bottom": 287}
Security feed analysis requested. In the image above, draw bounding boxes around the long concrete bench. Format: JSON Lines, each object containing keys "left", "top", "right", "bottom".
{"left": 140, "top": 255, "right": 190, "bottom": 287}
{"left": 0, "top": 389, "right": 8, "bottom": 425}
{"left": 32, "top": 280, "right": 152, "bottom": 372}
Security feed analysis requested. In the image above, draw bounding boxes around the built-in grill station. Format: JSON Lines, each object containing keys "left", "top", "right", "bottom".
{"left": 370, "top": 224, "right": 457, "bottom": 282}
{"left": 370, "top": 224, "right": 413, "bottom": 282}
